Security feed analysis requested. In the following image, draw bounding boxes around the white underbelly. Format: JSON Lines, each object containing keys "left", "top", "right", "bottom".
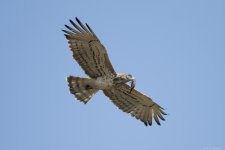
{"left": 94, "top": 76, "right": 113, "bottom": 90}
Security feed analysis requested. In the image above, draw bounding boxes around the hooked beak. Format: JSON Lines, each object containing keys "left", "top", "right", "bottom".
{"left": 129, "top": 79, "right": 136, "bottom": 93}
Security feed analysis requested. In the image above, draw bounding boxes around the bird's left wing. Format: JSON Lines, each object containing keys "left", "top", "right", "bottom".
{"left": 103, "top": 84, "right": 167, "bottom": 126}
{"left": 63, "top": 18, "right": 116, "bottom": 78}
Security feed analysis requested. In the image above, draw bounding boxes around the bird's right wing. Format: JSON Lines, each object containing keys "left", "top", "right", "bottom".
{"left": 63, "top": 18, "right": 116, "bottom": 78}
{"left": 103, "top": 84, "right": 167, "bottom": 126}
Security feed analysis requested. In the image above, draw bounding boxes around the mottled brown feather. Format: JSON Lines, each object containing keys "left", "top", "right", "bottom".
{"left": 103, "top": 84, "right": 166, "bottom": 126}
{"left": 63, "top": 18, "right": 116, "bottom": 78}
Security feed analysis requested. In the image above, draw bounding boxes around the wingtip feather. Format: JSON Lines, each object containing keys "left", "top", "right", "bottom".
{"left": 154, "top": 114, "right": 161, "bottom": 125}
{"left": 76, "top": 17, "right": 82, "bottom": 26}
{"left": 160, "top": 108, "right": 167, "bottom": 115}
{"left": 64, "top": 34, "right": 70, "bottom": 39}
{"left": 69, "top": 19, "right": 76, "bottom": 26}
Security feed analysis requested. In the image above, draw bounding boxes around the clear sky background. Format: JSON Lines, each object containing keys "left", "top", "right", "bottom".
{"left": 1, "top": 0, "right": 225, "bottom": 150}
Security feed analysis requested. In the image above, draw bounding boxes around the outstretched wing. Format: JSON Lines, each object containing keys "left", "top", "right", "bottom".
{"left": 63, "top": 18, "right": 116, "bottom": 78}
{"left": 103, "top": 84, "right": 167, "bottom": 126}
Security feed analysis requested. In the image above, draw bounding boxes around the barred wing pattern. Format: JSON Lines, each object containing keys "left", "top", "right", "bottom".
{"left": 103, "top": 84, "right": 167, "bottom": 126}
{"left": 63, "top": 18, "right": 116, "bottom": 78}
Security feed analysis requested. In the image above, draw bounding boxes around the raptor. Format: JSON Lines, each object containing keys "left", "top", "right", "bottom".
{"left": 62, "top": 18, "right": 166, "bottom": 126}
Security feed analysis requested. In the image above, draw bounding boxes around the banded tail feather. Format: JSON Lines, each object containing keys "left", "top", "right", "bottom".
{"left": 67, "top": 76, "right": 98, "bottom": 104}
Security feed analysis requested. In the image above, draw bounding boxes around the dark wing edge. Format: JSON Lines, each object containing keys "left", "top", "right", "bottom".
{"left": 62, "top": 17, "right": 116, "bottom": 78}
{"left": 62, "top": 17, "right": 99, "bottom": 42}
{"left": 103, "top": 84, "right": 167, "bottom": 126}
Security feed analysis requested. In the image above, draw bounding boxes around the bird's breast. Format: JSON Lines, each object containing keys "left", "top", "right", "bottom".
{"left": 94, "top": 76, "right": 114, "bottom": 90}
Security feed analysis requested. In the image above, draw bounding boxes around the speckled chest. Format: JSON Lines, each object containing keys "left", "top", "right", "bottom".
{"left": 94, "top": 76, "right": 114, "bottom": 90}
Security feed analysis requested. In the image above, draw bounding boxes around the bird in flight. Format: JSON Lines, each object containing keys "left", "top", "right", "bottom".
{"left": 62, "top": 17, "right": 167, "bottom": 126}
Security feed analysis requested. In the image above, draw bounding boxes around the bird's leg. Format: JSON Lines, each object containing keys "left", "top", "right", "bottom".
{"left": 129, "top": 79, "right": 136, "bottom": 93}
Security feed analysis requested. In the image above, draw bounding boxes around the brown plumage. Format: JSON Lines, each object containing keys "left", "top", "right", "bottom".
{"left": 63, "top": 17, "right": 167, "bottom": 126}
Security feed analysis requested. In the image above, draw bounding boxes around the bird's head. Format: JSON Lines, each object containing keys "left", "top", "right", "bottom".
{"left": 114, "top": 73, "right": 136, "bottom": 93}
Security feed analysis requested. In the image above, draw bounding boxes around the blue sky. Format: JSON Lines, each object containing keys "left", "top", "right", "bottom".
{"left": 1, "top": 0, "right": 225, "bottom": 150}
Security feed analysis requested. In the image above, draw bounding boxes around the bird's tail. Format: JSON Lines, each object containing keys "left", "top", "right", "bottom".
{"left": 67, "top": 76, "right": 98, "bottom": 104}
